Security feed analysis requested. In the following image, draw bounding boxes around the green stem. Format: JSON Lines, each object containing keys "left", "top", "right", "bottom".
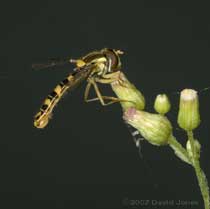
{"left": 168, "top": 135, "right": 192, "bottom": 165}
{"left": 187, "top": 131, "right": 196, "bottom": 164}
{"left": 187, "top": 131, "right": 210, "bottom": 209}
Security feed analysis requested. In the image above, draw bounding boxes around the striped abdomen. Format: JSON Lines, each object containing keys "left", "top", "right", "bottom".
{"left": 34, "top": 69, "right": 91, "bottom": 128}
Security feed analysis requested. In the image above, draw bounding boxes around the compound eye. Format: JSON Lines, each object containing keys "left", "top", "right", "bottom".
{"left": 106, "top": 51, "right": 117, "bottom": 67}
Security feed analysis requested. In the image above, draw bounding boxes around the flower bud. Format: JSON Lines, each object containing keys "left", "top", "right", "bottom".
{"left": 111, "top": 72, "right": 145, "bottom": 111}
{"left": 178, "top": 89, "right": 200, "bottom": 131}
{"left": 123, "top": 108, "right": 172, "bottom": 146}
{"left": 154, "top": 94, "right": 171, "bottom": 114}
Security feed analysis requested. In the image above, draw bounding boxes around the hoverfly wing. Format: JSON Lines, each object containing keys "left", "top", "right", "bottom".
{"left": 32, "top": 57, "right": 71, "bottom": 70}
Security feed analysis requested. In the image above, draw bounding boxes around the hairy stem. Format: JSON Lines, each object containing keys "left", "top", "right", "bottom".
{"left": 187, "top": 131, "right": 210, "bottom": 209}
{"left": 168, "top": 135, "right": 192, "bottom": 165}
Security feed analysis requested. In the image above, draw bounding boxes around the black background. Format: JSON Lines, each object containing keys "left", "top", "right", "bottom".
{"left": 1, "top": 1, "right": 210, "bottom": 209}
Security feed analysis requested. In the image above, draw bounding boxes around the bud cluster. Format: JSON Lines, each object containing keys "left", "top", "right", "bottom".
{"left": 111, "top": 72, "right": 208, "bottom": 209}
{"left": 111, "top": 73, "right": 201, "bottom": 148}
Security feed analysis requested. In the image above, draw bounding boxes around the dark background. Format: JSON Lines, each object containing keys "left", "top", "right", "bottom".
{"left": 1, "top": 1, "right": 210, "bottom": 209}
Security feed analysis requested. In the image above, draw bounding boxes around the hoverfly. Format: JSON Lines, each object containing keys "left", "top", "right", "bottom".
{"left": 33, "top": 48, "right": 127, "bottom": 129}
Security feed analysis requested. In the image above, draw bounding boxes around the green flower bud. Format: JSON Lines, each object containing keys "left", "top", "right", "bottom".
{"left": 123, "top": 108, "right": 172, "bottom": 146}
{"left": 177, "top": 89, "right": 200, "bottom": 131}
{"left": 154, "top": 94, "right": 171, "bottom": 114}
{"left": 111, "top": 72, "right": 145, "bottom": 111}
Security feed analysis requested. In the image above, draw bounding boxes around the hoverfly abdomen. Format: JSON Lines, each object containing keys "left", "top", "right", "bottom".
{"left": 33, "top": 65, "right": 93, "bottom": 129}
{"left": 34, "top": 74, "right": 76, "bottom": 128}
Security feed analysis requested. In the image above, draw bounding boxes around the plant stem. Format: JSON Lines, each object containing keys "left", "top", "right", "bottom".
{"left": 168, "top": 135, "right": 192, "bottom": 165}
{"left": 187, "top": 131, "right": 210, "bottom": 209}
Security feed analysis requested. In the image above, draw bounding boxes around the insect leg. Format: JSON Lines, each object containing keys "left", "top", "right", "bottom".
{"left": 84, "top": 78, "right": 131, "bottom": 106}
{"left": 96, "top": 72, "right": 131, "bottom": 89}
{"left": 95, "top": 76, "right": 135, "bottom": 105}
{"left": 84, "top": 78, "right": 106, "bottom": 105}
{"left": 84, "top": 81, "right": 93, "bottom": 102}
{"left": 95, "top": 71, "right": 121, "bottom": 84}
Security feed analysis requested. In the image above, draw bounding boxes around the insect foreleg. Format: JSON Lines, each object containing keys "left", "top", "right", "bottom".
{"left": 100, "top": 71, "right": 121, "bottom": 80}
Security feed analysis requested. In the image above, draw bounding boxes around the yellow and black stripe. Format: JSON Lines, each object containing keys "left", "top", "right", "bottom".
{"left": 34, "top": 68, "right": 92, "bottom": 129}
